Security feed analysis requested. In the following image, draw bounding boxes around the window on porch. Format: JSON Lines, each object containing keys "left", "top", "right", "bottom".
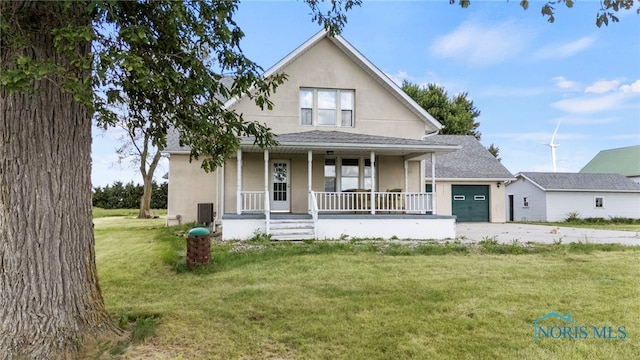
{"left": 324, "top": 157, "right": 372, "bottom": 192}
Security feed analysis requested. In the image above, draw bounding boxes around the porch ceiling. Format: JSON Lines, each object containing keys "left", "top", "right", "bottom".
{"left": 240, "top": 130, "right": 461, "bottom": 160}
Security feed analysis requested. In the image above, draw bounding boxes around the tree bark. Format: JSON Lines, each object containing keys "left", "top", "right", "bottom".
{"left": 137, "top": 141, "right": 162, "bottom": 219}
{"left": 0, "top": 2, "right": 116, "bottom": 358}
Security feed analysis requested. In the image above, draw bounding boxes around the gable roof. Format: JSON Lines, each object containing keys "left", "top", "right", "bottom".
{"left": 515, "top": 172, "right": 640, "bottom": 192}
{"left": 580, "top": 145, "right": 640, "bottom": 177}
{"left": 224, "top": 30, "right": 443, "bottom": 134}
{"left": 423, "top": 135, "right": 514, "bottom": 180}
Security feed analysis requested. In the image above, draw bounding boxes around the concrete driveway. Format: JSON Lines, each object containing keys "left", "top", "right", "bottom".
{"left": 456, "top": 223, "right": 640, "bottom": 246}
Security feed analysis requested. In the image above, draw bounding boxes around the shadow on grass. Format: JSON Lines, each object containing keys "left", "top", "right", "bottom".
{"left": 90, "top": 312, "right": 161, "bottom": 359}
{"left": 156, "top": 224, "right": 639, "bottom": 275}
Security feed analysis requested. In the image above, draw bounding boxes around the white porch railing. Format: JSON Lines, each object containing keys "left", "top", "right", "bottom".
{"left": 240, "top": 190, "right": 433, "bottom": 214}
{"left": 314, "top": 191, "right": 433, "bottom": 213}
{"left": 240, "top": 191, "right": 265, "bottom": 212}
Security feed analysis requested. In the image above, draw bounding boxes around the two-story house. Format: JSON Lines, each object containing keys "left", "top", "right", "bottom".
{"left": 164, "top": 30, "right": 509, "bottom": 240}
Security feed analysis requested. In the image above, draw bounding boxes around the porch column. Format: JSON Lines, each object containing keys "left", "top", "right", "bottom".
{"left": 420, "top": 159, "right": 426, "bottom": 214}
{"left": 236, "top": 149, "right": 242, "bottom": 215}
{"left": 308, "top": 151, "right": 313, "bottom": 214}
{"left": 370, "top": 151, "right": 376, "bottom": 214}
{"left": 264, "top": 150, "right": 270, "bottom": 233}
{"left": 431, "top": 153, "right": 436, "bottom": 215}
{"left": 403, "top": 160, "right": 409, "bottom": 192}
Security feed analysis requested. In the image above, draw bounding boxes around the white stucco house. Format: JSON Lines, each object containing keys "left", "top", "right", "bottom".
{"left": 505, "top": 172, "right": 640, "bottom": 222}
{"left": 163, "top": 30, "right": 511, "bottom": 240}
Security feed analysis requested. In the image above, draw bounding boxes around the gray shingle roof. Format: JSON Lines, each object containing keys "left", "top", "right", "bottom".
{"left": 518, "top": 172, "right": 640, "bottom": 192}
{"left": 166, "top": 129, "right": 462, "bottom": 154}
{"left": 258, "top": 130, "right": 454, "bottom": 147}
{"left": 423, "top": 135, "right": 514, "bottom": 180}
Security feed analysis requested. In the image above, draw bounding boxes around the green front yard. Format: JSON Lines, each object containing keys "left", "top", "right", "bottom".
{"left": 93, "top": 214, "right": 640, "bottom": 359}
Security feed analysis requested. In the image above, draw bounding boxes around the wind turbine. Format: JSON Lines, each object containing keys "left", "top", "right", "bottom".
{"left": 543, "top": 120, "right": 561, "bottom": 172}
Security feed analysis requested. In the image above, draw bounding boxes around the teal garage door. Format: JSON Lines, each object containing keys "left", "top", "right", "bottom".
{"left": 451, "top": 185, "right": 489, "bottom": 222}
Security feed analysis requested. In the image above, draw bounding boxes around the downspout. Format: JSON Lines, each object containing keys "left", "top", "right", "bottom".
{"left": 220, "top": 164, "right": 225, "bottom": 221}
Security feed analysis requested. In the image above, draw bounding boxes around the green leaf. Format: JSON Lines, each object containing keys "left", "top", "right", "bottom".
{"left": 520, "top": 1, "right": 529, "bottom": 11}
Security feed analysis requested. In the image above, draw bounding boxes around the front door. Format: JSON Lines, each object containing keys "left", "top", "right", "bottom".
{"left": 270, "top": 160, "right": 290, "bottom": 212}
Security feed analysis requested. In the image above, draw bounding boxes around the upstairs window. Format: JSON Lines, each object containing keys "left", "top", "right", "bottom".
{"left": 300, "top": 88, "right": 354, "bottom": 127}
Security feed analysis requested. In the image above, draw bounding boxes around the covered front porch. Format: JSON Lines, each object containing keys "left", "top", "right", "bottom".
{"left": 221, "top": 131, "right": 460, "bottom": 240}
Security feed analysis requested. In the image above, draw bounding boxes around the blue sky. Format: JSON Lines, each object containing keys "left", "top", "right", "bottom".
{"left": 91, "top": 0, "right": 640, "bottom": 187}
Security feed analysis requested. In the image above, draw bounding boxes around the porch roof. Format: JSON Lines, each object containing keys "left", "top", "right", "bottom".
{"left": 240, "top": 130, "right": 461, "bottom": 160}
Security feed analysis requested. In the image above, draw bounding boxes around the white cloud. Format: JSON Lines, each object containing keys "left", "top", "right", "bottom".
{"left": 430, "top": 21, "right": 529, "bottom": 67}
{"left": 552, "top": 76, "right": 580, "bottom": 91}
{"left": 585, "top": 80, "right": 621, "bottom": 94}
{"left": 533, "top": 36, "right": 595, "bottom": 60}
{"left": 384, "top": 71, "right": 409, "bottom": 86}
{"left": 554, "top": 115, "right": 618, "bottom": 126}
{"left": 551, "top": 93, "right": 629, "bottom": 114}
{"left": 620, "top": 80, "right": 640, "bottom": 93}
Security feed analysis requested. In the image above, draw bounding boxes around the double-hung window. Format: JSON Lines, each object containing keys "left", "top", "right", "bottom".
{"left": 324, "top": 157, "right": 373, "bottom": 192}
{"left": 300, "top": 88, "right": 354, "bottom": 127}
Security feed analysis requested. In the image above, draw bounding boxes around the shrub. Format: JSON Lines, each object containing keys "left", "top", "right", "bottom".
{"left": 565, "top": 211, "right": 581, "bottom": 223}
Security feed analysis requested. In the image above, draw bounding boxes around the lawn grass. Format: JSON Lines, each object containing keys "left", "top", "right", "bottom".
{"left": 94, "top": 217, "right": 640, "bottom": 359}
{"left": 93, "top": 207, "right": 167, "bottom": 219}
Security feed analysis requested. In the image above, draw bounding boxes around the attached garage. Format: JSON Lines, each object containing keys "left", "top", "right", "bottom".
{"left": 451, "top": 185, "right": 489, "bottom": 222}
{"left": 424, "top": 135, "right": 514, "bottom": 223}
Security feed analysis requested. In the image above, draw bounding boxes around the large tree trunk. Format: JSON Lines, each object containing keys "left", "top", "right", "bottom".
{"left": 0, "top": 2, "right": 116, "bottom": 359}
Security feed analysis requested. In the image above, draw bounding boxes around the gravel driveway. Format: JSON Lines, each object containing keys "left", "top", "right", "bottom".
{"left": 456, "top": 223, "right": 640, "bottom": 246}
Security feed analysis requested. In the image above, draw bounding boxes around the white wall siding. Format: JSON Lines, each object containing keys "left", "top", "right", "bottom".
{"left": 506, "top": 178, "right": 547, "bottom": 222}
{"left": 546, "top": 192, "right": 640, "bottom": 222}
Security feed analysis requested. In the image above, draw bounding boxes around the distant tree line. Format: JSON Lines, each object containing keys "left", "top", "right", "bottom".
{"left": 93, "top": 181, "right": 168, "bottom": 209}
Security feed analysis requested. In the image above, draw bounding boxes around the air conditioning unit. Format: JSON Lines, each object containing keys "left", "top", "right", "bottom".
{"left": 197, "top": 203, "right": 215, "bottom": 225}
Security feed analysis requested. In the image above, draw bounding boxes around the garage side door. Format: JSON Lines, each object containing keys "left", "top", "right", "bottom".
{"left": 451, "top": 185, "right": 489, "bottom": 222}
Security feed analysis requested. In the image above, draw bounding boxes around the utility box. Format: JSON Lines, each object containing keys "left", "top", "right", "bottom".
{"left": 186, "top": 227, "right": 211, "bottom": 269}
{"left": 197, "top": 203, "right": 215, "bottom": 225}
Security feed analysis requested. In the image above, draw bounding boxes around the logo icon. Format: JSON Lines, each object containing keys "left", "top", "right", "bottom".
{"left": 531, "top": 312, "right": 573, "bottom": 342}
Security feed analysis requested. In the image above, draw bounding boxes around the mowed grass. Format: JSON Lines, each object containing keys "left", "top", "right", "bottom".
{"left": 94, "top": 217, "right": 640, "bottom": 359}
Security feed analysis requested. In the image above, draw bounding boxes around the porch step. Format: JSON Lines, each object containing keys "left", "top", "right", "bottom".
{"left": 269, "top": 219, "right": 315, "bottom": 241}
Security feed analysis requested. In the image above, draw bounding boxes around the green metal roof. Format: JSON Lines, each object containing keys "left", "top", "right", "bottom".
{"left": 580, "top": 145, "right": 640, "bottom": 177}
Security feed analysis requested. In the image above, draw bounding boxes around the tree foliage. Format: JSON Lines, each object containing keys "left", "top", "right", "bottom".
{"left": 402, "top": 81, "right": 481, "bottom": 139}
{"left": 110, "top": 105, "right": 165, "bottom": 218}
{"left": 451, "top": 0, "right": 638, "bottom": 27}
{"left": 93, "top": 181, "right": 168, "bottom": 209}
{"left": 1, "top": 1, "right": 360, "bottom": 358}
{"left": 487, "top": 143, "right": 501, "bottom": 161}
